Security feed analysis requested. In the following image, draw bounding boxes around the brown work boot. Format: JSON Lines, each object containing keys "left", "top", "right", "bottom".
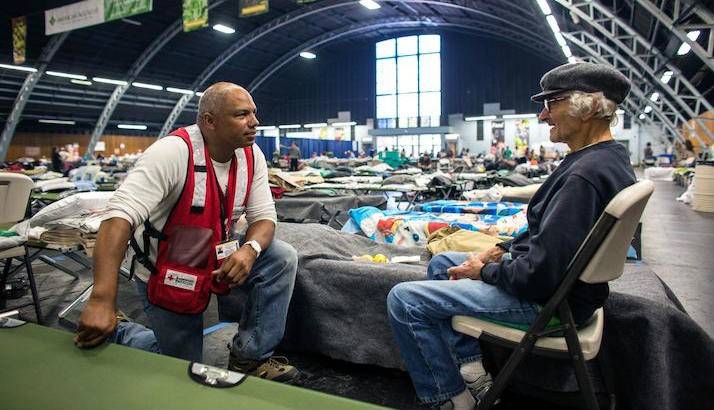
{"left": 228, "top": 355, "right": 299, "bottom": 384}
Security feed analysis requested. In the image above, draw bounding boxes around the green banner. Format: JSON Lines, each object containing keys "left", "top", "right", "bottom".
{"left": 240, "top": 0, "right": 269, "bottom": 17}
{"left": 12, "top": 16, "right": 27, "bottom": 65}
{"left": 182, "top": 0, "right": 208, "bottom": 32}
{"left": 104, "top": 0, "right": 153, "bottom": 22}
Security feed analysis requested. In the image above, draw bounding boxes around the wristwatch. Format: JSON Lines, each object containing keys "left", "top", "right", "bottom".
{"left": 244, "top": 240, "right": 262, "bottom": 258}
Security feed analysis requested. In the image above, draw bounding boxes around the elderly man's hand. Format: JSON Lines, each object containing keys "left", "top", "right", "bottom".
{"left": 478, "top": 246, "right": 506, "bottom": 264}
{"left": 447, "top": 252, "right": 485, "bottom": 280}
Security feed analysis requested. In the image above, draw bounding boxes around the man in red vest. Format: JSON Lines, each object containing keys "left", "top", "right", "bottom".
{"left": 74, "top": 82, "right": 299, "bottom": 383}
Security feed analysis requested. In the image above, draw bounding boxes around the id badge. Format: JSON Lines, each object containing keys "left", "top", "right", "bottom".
{"left": 215, "top": 240, "right": 239, "bottom": 261}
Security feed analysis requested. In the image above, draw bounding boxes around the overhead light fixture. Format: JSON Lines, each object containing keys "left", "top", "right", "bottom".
{"left": 536, "top": 0, "right": 552, "bottom": 15}
{"left": 445, "top": 133, "right": 459, "bottom": 141}
{"left": 332, "top": 121, "right": 357, "bottom": 126}
{"left": 299, "top": 51, "right": 316, "bottom": 59}
{"left": 638, "top": 113, "right": 646, "bottom": 120}
{"left": 38, "top": 119, "right": 75, "bottom": 125}
{"left": 166, "top": 87, "right": 195, "bottom": 95}
{"left": 660, "top": 70, "right": 673, "bottom": 84}
{"left": 46, "top": 71, "right": 87, "bottom": 80}
{"left": 615, "top": 109, "right": 625, "bottom": 115}
{"left": 195, "top": 91, "right": 204, "bottom": 97}
{"left": 0, "top": 63, "right": 37, "bottom": 73}
{"left": 676, "top": 30, "right": 701, "bottom": 56}
{"left": 278, "top": 124, "right": 301, "bottom": 129}
{"left": 650, "top": 92, "right": 660, "bottom": 102}
{"left": 464, "top": 115, "right": 497, "bottom": 121}
{"left": 132, "top": 82, "right": 163, "bottom": 90}
{"left": 117, "top": 124, "right": 148, "bottom": 130}
{"left": 545, "top": 15, "right": 560, "bottom": 33}
{"left": 256, "top": 126, "right": 276, "bottom": 131}
{"left": 70, "top": 79, "right": 93, "bottom": 86}
{"left": 304, "top": 123, "right": 327, "bottom": 128}
{"left": 359, "top": 0, "right": 381, "bottom": 10}
{"left": 554, "top": 32, "right": 566, "bottom": 47}
{"left": 567, "top": 56, "right": 578, "bottom": 64}
{"left": 503, "top": 114, "right": 538, "bottom": 119}
{"left": 561, "top": 45, "right": 572, "bottom": 58}
{"left": 121, "top": 18, "right": 142, "bottom": 26}
{"left": 212, "top": 24, "right": 235, "bottom": 34}
{"left": 644, "top": 105, "right": 653, "bottom": 113}
{"left": 93, "top": 77, "right": 128, "bottom": 86}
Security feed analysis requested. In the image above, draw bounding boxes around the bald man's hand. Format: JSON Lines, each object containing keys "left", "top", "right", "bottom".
{"left": 74, "top": 296, "right": 117, "bottom": 348}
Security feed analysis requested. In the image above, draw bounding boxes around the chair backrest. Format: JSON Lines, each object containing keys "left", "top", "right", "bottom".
{"left": 0, "top": 172, "right": 34, "bottom": 224}
{"left": 578, "top": 180, "right": 654, "bottom": 284}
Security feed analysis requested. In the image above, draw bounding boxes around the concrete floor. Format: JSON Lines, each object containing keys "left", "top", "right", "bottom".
{"left": 3, "top": 176, "right": 713, "bottom": 408}
{"left": 638, "top": 176, "right": 714, "bottom": 338}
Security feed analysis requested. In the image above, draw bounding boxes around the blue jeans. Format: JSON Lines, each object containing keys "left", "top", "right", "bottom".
{"left": 387, "top": 252, "right": 540, "bottom": 404}
{"left": 122, "top": 238, "right": 297, "bottom": 363}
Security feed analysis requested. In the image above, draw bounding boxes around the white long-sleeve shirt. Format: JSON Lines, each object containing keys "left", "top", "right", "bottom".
{"left": 104, "top": 128, "right": 276, "bottom": 282}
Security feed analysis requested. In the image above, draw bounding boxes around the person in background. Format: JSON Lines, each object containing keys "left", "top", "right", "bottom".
{"left": 642, "top": 142, "right": 656, "bottom": 167}
{"left": 503, "top": 145, "right": 513, "bottom": 160}
{"left": 388, "top": 62, "right": 636, "bottom": 409}
{"left": 419, "top": 152, "right": 432, "bottom": 171}
{"left": 51, "top": 147, "right": 63, "bottom": 173}
{"left": 288, "top": 142, "right": 301, "bottom": 171}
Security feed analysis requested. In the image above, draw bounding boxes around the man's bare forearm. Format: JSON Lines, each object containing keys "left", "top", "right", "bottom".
{"left": 244, "top": 219, "right": 275, "bottom": 251}
{"left": 91, "top": 217, "right": 132, "bottom": 303}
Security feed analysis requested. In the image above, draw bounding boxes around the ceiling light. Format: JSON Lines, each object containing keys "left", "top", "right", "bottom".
{"left": 536, "top": 0, "right": 552, "bottom": 15}
{"left": 677, "top": 30, "right": 701, "bottom": 55}
{"left": 93, "top": 77, "right": 128, "bottom": 86}
{"left": 545, "top": 15, "right": 560, "bottom": 33}
{"left": 502, "top": 114, "right": 538, "bottom": 119}
{"left": 0, "top": 63, "right": 37, "bottom": 73}
{"left": 256, "top": 126, "right": 276, "bottom": 131}
{"left": 304, "top": 123, "right": 327, "bottom": 128}
{"left": 644, "top": 105, "right": 653, "bottom": 113}
{"left": 70, "top": 79, "right": 93, "bottom": 86}
{"left": 299, "top": 51, "right": 316, "bottom": 59}
{"left": 166, "top": 87, "right": 195, "bottom": 95}
{"left": 567, "top": 56, "right": 578, "bottom": 64}
{"left": 650, "top": 92, "right": 660, "bottom": 102}
{"left": 38, "top": 119, "right": 75, "bottom": 125}
{"left": 46, "top": 71, "right": 87, "bottom": 80}
{"left": 195, "top": 92, "right": 204, "bottom": 97}
{"left": 554, "top": 32, "right": 566, "bottom": 47}
{"left": 660, "top": 70, "right": 673, "bottom": 84}
{"left": 638, "top": 113, "right": 646, "bottom": 120}
{"left": 332, "top": 121, "right": 357, "bottom": 126}
{"left": 359, "top": 0, "right": 381, "bottom": 10}
{"left": 278, "top": 124, "right": 301, "bottom": 129}
{"left": 464, "top": 115, "right": 497, "bottom": 121}
{"left": 561, "top": 45, "right": 572, "bottom": 58}
{"left": 132, "top": 82, "right": 163, "bottom": 90}
{"left": 615, "top": 109, "right": 625, "bottom": 115}
{"left": 445, "top": 133, "right": 459, "bottom": 141}
{"left": 212, "top": 24, "right": 235, "bottom": 34}
{"left": 118, "top": 124, "right": 147, "bottom": 130}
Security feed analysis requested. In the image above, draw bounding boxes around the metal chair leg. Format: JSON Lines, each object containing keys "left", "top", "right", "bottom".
{"left": 24, "top": 248, "right": 43, "bottom": 324}
{"left": 1, "top": 258, "right": 11, "bottom": 310}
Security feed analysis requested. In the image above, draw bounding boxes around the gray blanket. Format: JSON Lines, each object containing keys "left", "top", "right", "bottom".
{"left": 221, "top": 223, "right": 713, "bottom": 409}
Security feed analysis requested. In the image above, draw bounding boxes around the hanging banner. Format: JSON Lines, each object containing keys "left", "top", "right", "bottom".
{"left": 12, "top": 16, "right": 27, "bottom": 65}
{"left": 240, "top": 0, "right": 269, "bottom": 17}
{"left": 182, "top": 0, "right": 208, "bottom": 32}
{"left": 45, "top": 0, "right": 153, "bottom": 35}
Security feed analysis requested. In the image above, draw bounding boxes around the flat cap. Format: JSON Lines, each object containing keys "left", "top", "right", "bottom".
{"left": 531, "top": 62, "right": 630, "bottom": 104}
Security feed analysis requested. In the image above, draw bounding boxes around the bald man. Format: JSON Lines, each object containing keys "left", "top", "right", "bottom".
{"left": 75, "top": 83, "right": 299, "bottom": 383}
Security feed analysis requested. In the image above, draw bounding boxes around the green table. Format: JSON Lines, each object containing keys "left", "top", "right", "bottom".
{"left": 0, "top": 323, "right": 385, "bottom": 410}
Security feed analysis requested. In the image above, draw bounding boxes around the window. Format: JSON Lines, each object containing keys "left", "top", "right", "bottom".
{"left": 375, "top": 35, "right": 441, "bottom": 129}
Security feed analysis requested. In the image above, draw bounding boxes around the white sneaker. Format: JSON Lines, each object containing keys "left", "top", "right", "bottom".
{"left": 465, "top": 373, "right": 493, "bottom": 402}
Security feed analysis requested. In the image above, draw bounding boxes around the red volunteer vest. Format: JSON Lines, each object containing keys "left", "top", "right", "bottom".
{"left": 145, "top": 125, "right": 254, "bottom": 314}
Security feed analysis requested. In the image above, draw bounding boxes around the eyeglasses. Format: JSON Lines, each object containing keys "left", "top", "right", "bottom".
{"left": 544, "top": 95, "right": 569, "bottom": 112}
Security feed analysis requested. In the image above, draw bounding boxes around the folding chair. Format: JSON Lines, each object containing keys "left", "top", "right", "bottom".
{"left": 0, "top": 172, "right": 43, "bottom": 323}
{"left": 452, "top": 180, "right": 654, "bottom": 410}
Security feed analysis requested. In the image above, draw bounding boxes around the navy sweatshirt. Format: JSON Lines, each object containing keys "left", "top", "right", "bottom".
{"left": 480, "top": 140, "right": 636, "bottom": 324}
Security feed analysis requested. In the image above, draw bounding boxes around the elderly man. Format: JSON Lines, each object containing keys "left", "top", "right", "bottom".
{"left": 387, "top": 63, "right": 636, "bottom": 409}
{"left": 75, "top": 82, "right": 299, "bottom": 383}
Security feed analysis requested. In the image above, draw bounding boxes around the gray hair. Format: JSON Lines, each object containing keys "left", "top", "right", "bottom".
{"left": 567, "top": 91, "right": 619, "bottom": 126}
